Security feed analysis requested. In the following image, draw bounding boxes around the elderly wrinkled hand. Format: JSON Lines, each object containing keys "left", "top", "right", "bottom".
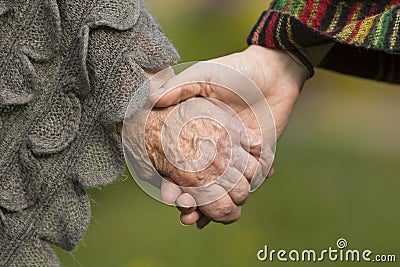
{"left": 123, "top": 67, "right": 266, "bottom": 228}
{"left": 146, "top": 97, "right": 263, "bottom": 222}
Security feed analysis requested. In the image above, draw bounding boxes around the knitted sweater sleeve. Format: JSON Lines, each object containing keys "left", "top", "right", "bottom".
{"left": 0, "top": 0, "right": 179, "bottom": 266}
{"left": 248, "top": 0, "right": 400, "bottom": 84}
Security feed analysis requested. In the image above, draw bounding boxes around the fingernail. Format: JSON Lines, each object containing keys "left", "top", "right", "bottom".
{"left": 179, "top": 220, "right": 189, "bottom": 227}
{"left": 177, "top": 206, "right": 196, "bottom": 214}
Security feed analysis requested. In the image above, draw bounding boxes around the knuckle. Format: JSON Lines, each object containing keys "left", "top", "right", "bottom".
{"left": 224, "top": 208, "right": 242, "bottom": 224}
{"left": 235, "top": 190, "right": 249, "bottom": 205}
{"left": 230, "top": 180, "right": 250, "bottom": 205}
{"left": 214, "top": 202, "right": 235, "bottom": 221}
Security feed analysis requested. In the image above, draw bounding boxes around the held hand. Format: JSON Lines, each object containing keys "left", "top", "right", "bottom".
{"left": 144, "top": 97, "right": 261, "bottom": 205}
{"left": 124, "top": 68, "right": 267, "bottom": 227}
{"left": 151, "top": 46, "right": 309, "bottom": 226}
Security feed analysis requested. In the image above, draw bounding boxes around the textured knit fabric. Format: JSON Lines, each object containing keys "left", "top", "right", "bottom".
{"left": 0, "top": 0, "right": 179, "bottom": 266}
{"left": 248, "top": 0, "right": 400, "bottom": 83}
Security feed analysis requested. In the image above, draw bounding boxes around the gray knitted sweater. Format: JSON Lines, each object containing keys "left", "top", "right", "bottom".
{"left": 0, "top": 0, "right": 178, "bottom": 265}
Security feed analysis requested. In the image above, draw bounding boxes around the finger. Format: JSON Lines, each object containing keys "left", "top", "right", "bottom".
{"left": 215, "top": 167, "right": 250, "bottom": 198}
{"left": 267, "top": 165, "right": 275, "bottom": 178}
{"left": 150, "top": 82, "right": 203, "bottom": 107}
{"left": 149, "top": 63, "right": 210, "bottom": 107}
{"left": 145, "top": 67, "right": 176, "bottom": 94}
{"left": 161, "top": 178, "right": 182, "bottom": 205}
{"left": 227, "top": 176, "right": 250, "bottom": 206}
{"left": 199, "top": 193, "right": 242, "bottom": 224}
{"left": 215, "top": 166, "right": 245, "bottom": 195}
{"left": 249, "top": 144, "right": 275, "bottom": 191}
{"left": 213, "top": 166, "right": 250, "bottom": 206}
{"left": 196, "top": 215, "right": 211, "bottom": 229}
{"left": 180, "top": 210, "right": 201, "bottom": 225}
{"left": 232, "top": 146, "right": 261, "bottom": 181}
{"left": 183, "top": 182, "right": 228, "bottom": 207}
{"left": 240, "top": 129, "right": 263, "bottom": 158}
{"left": 176, "top": 193, "right": 197, "bottom": 213}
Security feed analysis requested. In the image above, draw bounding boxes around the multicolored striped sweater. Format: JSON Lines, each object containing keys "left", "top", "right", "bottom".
{"left": 248, "top": 0, "right": 400, "bottom": 83}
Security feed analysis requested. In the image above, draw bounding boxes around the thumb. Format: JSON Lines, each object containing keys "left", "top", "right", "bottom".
{"left": 161, "top": 178, "right": 182, "bottom": 205}
{"left": 149, "top": 63, "right": 210, "bottom": 107}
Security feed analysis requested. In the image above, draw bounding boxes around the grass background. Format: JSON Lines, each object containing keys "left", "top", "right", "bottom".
{"left": 56, "top": 1, "right": 400, "bottom": 266}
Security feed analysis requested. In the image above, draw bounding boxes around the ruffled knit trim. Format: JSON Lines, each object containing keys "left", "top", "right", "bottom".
{"left": 0, "top": 0, "right": 179, "bottom": 265}
{"left": 38, "top": 180, "right": 91, "bottom": 251}
{"left": 0, "top": 0, "right": 62, "bottom": 211}
{"left": 0, "top": 1, "right": 10, "bottom": 17}
{"left": 74, "top": 125, "right": 126, "bottom": 187}
{"left": 28, "top": 92, "right": 82, "bottom": 155}
{"left": 0, "top": 0, "right": 61, "bottom": 106}
{"left": 85, "top": 0, "right": 141, "bottom": 31}
{"left": 9, "top": 240, "right": 61, "bottom": 266}
{"left": 0, "top": 51, "right": 36, "bottom": 106}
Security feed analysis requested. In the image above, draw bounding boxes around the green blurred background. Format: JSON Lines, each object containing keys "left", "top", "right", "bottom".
{"left": 57, "top": 1, "right": 400, "bottom": 266}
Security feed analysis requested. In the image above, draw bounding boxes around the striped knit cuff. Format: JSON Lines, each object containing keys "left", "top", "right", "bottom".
{"left": 247, "top": 1, "right": 400, "bottom": 84}
{"left": 247, "top": 9, "right": 331, "bottom": 55}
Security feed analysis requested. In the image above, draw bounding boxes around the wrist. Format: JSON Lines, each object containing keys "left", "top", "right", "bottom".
{"left": 243, "top": 45, "right": 306, "bottom": 139}
{"left": 244, "top": 45, "right": 308, "bottom": 93}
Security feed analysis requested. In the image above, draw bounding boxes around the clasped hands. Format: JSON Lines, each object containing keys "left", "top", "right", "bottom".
{"left": 124, "top": 45, "right": 307, "bottom": 229}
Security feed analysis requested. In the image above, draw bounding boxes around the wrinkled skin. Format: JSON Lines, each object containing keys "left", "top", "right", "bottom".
{"left": 123, "top": 68, "right": 266, "bottom": 226}
{"left": 152, "top": 45, "right": 309, "bottom": 227}
{"left": 125, "top": 43, "right": 333, "bottom": 228}
{"left": 144, "top": 97, "right": 262, "bottom": 207}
